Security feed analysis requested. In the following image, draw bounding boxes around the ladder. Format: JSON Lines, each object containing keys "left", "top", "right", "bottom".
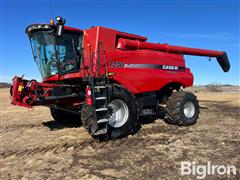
{"left": 89, "top": 42, "right": 110, "bottom": 136}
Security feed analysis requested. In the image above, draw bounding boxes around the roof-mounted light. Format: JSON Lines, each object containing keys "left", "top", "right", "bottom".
{"left": 56, "top": 16, "right": 66, "bottom": 24}
{"left": 25, "top": 24, "right": 53, "bottom": 35}
{"left": 50, "top": 19, "right": 55, "bottom": 25}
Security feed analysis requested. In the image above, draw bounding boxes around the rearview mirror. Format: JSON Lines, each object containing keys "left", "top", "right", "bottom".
{"left": 56, "top": 16, "right": 66, "bottom": 37}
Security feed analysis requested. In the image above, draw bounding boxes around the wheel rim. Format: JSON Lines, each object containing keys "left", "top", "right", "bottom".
{"left": 183, "top": 101, "right": 195, "bottom": 118}
{"left": 108, "top": 99, "right": 129, "bottom": 128}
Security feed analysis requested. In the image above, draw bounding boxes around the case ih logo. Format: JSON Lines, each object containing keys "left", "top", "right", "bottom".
{"left": 162, "top": 65, "right": 178, "bottom": 70}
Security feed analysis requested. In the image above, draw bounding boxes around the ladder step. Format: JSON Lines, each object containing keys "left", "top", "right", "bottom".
{"left": 94, "top": 77, "right": 105, "bottom": 81}
{"left": 94, "top": 128, "right": 107, "bottom": 135}
{"left": 95, "top": 108, "right": 108, "bottom": 112}
{"left": 97, "top": 118, "right": 108, "bottom": 123}
{"left": 94, "top": 86, "right": 106, "bottom": 89}
{"left": 95, "top": 81, "right": 106, "bottom": 86}
{"left": 96, "top": 97, "right": 107, "bottom": 100}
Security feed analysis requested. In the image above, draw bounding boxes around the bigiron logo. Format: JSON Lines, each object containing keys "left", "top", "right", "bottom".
{"left": 180, "top": 161, "right": 237, "bottom": 179}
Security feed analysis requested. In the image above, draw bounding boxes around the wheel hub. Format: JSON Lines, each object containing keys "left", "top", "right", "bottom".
{"left": 183, "top": 101, "right": 195, "bottom": 118}
{"left": 108, "top": 99, "right": 129, "bottom": 128}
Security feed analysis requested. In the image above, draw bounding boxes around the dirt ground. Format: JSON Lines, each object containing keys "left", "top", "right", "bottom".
{"left": 0, "top": 88, "right": 239, "bottom": 179}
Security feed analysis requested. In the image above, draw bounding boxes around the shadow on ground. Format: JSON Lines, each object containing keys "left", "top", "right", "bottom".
{"left": 42, "top": 119, "right": 82, "bottom": 130}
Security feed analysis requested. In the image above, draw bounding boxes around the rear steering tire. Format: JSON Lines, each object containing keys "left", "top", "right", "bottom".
{"left": 165, "top": 91, "right": 199, "bottom": 126}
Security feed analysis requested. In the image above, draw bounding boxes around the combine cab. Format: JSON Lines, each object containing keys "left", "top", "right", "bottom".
{"left": 10, "top": 17, "right": 230, "bottom": 140}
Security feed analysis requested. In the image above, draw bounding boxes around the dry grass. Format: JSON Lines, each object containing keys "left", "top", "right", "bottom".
{"left": 0, "top": 88, "right": 239, "bottom": 179}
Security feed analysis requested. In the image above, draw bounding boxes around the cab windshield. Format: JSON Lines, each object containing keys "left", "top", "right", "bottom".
{"left": 30, "top": 31, "right": 82, "bottom": 79}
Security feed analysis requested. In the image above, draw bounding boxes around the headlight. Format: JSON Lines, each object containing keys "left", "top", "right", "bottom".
{"left": 25, "top": 24, "right": 54, "bottom": 35}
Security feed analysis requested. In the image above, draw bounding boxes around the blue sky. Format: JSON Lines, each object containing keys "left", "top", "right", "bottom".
{"left": 0, "top": 0, "right": 239, "bottom": 85}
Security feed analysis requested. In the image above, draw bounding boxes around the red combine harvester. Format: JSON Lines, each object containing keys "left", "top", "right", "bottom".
{"left": 10, "top": 17, "right": 230, "bottom": 139}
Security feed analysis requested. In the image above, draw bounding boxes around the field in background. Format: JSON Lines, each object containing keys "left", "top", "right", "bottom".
{"left": 187, "top": 85, "right": 240, "bottom": 93}
{"left": 0, "top": 88, "right": 239, "bottom": 179}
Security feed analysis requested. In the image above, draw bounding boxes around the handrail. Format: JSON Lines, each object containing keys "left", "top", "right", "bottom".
{"left": 97, "top": 42, "right": 109, "bottom": 77}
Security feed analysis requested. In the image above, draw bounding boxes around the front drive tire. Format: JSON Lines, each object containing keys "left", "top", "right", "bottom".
{"left": 81, "top": 84, "right": 140, "bottom": 140}
{"left": 107, "top": 84, "right": 140, "bottom": 139}
{"left": 165, "top": 91, "right": 199, "bottom": 126}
